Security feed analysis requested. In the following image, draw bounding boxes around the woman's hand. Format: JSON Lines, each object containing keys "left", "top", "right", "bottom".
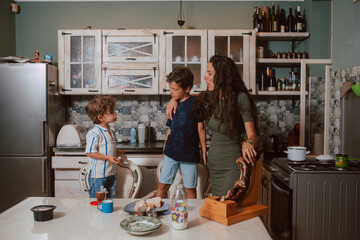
{"left": 242, "top": 141, "right": 256, "bottom": 166}
{"left": 166, "top": 98, "right": 178, "bottom": 120}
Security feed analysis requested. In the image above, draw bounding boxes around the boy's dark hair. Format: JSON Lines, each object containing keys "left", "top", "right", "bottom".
{"left": 86, "top": 96, "right": 115, "bottom": 124}
{"left": 166, "top": 67, "right": 194, "bottom": 90}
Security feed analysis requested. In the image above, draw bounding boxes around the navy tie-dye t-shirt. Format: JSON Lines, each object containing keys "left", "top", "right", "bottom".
{"left": 164, "top": 96, "right": 203, "bottom": 163}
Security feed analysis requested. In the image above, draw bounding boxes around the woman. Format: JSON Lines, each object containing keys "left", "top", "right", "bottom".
{"left": 167, "top": 55, "right": 258, "bottom": 197}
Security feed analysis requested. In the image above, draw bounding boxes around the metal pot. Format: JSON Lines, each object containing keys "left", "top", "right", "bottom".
{"left": 284, "top": 146, "right": 310, "bottom": 161}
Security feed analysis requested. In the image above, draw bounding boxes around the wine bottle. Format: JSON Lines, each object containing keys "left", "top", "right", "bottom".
{"left": 271, "top": 2, "right": 278, "bottom": 32}
{"left": 287, "top": 6, "right": 295, "bottom": 32}
{"left": 302, "top": 9, "right": 307, "bottom": 32}
{"left": 253, "top": 7, "right": 261, "bottom": 32}
{"left": 280, "top": 9, "right": 286, "bottom": 33}
{"left": 295, "top": 6, "right": 304, "bottom": 32}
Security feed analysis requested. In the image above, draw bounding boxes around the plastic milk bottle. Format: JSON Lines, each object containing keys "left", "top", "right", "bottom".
{"left": 171, "top": 184, "right": 188, "bottom": 230}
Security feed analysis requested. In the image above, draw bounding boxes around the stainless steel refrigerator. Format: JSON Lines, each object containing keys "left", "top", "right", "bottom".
{"left": 0, "top": 63, "right": 66, "bottom": 213}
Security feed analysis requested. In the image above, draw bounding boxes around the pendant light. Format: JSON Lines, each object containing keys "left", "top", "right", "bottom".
{"left": 177, "top": 0, "right": 185, "bottom": 28}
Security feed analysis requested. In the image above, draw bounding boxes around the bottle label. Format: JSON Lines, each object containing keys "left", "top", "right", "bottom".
{"left": 297, "top": 23, "right": 302, "bottom": 32}
{"left": 172, "top": 200, "right": 188, "bottom": 224}
{"left": 281, "top": 25, "right": 285, "bottom": 33}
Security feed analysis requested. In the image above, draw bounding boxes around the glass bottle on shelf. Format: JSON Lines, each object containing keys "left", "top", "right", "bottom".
{"left": 277, "top": 78, "right": 282, "bottom": 91}
{"left": 279, "top": 8, "right": 286, "bottom": 33}
{"left": 286, "top": 6, "right": 295, "bottom": 32}
{"left": 286, "top": 78, "right": 293, "bottom": 91}
{"left": 282, "top": 78, "right": 287, "bottom": 91}
{"left": 295, "top": 6, "right": 304, "bottom": 32}
{"left": 271, "top": 2, "right": 278, "bottom": 32}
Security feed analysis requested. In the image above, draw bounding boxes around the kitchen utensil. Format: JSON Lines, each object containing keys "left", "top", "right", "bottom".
{"left": 284, "top": 146, "right": 310, "bottom": 161}
{"left": 97, "top": 200, "right": 113, "bottom": 213}
{"left": 316, "top": 154, "right": 334, "bottom": 162}
{"left": 120, "top": 215, "right": 162, "bottom": 235}
{"left": 335, "top": 154, "right": 360, "bottom": 168}
{"left": 123, "top": 200, "right": 169, "bottom": 215}
{"left": 31, "top": 205, "right": 56, "bottom": 222}
{"left": 56, "top": 124, "right": 87, "bottom": 146}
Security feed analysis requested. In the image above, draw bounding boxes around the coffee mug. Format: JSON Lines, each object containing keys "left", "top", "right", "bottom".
{"left": 97, "top": 200, "right": 113, "bottom": 213}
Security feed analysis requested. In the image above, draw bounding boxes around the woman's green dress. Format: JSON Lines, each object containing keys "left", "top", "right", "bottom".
{"left": 207, "top": 92, "right": 254, "bottom": 197}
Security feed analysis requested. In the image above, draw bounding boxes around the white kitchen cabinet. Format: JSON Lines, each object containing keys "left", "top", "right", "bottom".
{"left": 102, "top": 30, "right": 160, "bottom": 63}
{"left": 159, "top": 30, "right": 208, "bottom": 94}
{"left": 58, "top": 29, "right": 102, "bottom": 94}
{"left": 208, "top": 30, "right": 256, "bottom": 93}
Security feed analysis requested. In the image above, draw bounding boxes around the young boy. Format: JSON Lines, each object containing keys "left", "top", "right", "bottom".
{"left": 157, "top": 67, "right": 207, "bottom": 199}
{"left": 85, "top": 96, "right": 123, "bottom": 198}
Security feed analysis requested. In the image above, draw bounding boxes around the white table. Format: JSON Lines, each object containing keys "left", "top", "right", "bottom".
{"left": 0, "top": 197, "right": 271, "bottom": 240}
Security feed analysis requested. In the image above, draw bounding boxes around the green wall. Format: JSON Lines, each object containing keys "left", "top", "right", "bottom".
{"left": 0, "top": 0, "right": 16, "bottom": 56}
{"left": 332, "top": 0, "right": 360, "bottom": 71}
{"left": 12, "top": 1, "right": 330, "bottom": 64}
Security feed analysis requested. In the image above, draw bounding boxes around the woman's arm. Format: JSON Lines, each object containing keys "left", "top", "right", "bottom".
{"left": 197, "top": 122, "right": 207, "bottom": 165}
{"left": 166, "top": 98, "right": 178, "bottom": 120}
{"left": 241, "top": 121, "right": 258, "bottom": 166}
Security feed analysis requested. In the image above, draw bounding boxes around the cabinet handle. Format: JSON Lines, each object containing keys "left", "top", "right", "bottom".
{"left": 194, "top": 90, "right": 204, "bottom": 93}
{"left": 163, "top": 31, "right": 174, "bottom": 35}
{"left": 125, "top": 89, "right": 135, "bottom": 92}
{"left": 242, "top": 32, "right": 252, "bottom": 36}
{"left": 163, "top": 89, "right": 170, "bottom": 93}
{"left": 61, "top": 32, "right": 72, "bottom": 36}
{"left": 153, "top": 33, "right": 157, "bottom": 44}
{"left": 49, "top": 81, "right": 56, "bottom": 87}
{"left": 88, "top": 89, "right": 99, "bottom": 92}
{"left": 104, "top": 35, "right": 108, "bottom": 44}
{"left": 153, "top": 66, "right": 157, "bottom": 77}
{"left": 126, "top": 58, "right": 136, "bottom": 61}
{"left": 78, "top": 161, "right": 87, "bottom": 164}
{"left": 62, "top": 88, "right": 72, "bottom": 92}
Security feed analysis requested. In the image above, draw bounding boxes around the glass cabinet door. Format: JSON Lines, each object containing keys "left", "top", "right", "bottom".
{"left": 102, "top": 67, "right": 158, "bottom": 95}
{"left": 208, "top": 30, "right": 255, "bottom": 92}
{"left": 162, "top": 30, "right": 207, "bottom": 94}
{"left": 103, "top": 30, "right": 159, "bottom": 63}
{"left": 63, "top": 30, "right": 102, "bottom": 94}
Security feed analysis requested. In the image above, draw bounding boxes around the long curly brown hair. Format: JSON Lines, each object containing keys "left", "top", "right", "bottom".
{"left": 193, "top": 55, "right": 258, "bottom": 140}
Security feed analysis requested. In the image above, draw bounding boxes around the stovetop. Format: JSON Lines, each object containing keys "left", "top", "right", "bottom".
{"left": 268, "top": 158, "right": 360, "bottom": 189}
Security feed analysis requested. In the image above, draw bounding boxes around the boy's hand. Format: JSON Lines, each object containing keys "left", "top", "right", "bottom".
{"left": 107, "top": 156, "right": 120, "bottom": 164}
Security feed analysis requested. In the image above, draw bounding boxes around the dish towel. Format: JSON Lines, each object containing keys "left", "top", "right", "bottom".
{"left": 340, "top": 81, "right": 354, "bottom": 98}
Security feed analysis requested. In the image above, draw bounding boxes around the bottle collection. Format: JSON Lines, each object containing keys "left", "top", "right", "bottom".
{"left": 253, "top": 2, "right": 306, "bottom": 33}
{"left": 258, "top": 67, "right": 299, "bottom": 92}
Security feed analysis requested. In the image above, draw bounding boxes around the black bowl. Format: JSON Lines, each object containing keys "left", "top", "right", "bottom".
{"left": 31, "top": 205, "right": 56, "bottom": 222}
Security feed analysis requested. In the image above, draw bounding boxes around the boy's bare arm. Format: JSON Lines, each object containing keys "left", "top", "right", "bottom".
{"left": 86, "top": 152, "right": 120, "bottom": 164}
{"left": 197, "top": 122, "right": 207, "bottom": 165}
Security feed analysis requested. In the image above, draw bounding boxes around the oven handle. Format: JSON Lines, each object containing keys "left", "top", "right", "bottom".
{"left": 272, "top": 179, "right": 290, "bottom": 196}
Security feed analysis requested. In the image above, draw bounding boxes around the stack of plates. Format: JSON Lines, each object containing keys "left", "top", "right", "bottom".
{"left": 120, "top": 216, "right": 162, "bottom": 235}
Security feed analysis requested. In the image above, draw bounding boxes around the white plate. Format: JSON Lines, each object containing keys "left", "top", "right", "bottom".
{"left": 120, "top": 216, "right": 162, "bottom": 235}
{"left": 123, "top": 200, "right": 169, "bottom": 215}
{"left": 316, "top": 154, "right": 334, "bottom": 161}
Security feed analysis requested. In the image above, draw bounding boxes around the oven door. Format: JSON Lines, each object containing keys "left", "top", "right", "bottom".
{"left": 271, "top": 175, "right": 292, "bottom": 240}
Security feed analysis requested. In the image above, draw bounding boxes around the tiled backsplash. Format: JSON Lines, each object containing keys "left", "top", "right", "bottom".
{"left": 329, "top": 65, "right": 360, "bottom": 155}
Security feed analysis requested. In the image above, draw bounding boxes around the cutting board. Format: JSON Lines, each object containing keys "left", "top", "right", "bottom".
{"left": 199, "top": 196, "right": 268, "bottom": 226}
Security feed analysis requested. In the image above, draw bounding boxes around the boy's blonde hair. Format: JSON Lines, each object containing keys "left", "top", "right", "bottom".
{"left": 86, "top": 96, "right": 116, "bottom": 124}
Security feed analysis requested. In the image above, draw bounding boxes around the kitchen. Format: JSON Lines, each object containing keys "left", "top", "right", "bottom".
{"left": 0, "top": 0, "right": 359, "bottom": 239}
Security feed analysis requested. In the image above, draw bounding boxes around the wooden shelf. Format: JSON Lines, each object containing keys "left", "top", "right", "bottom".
{"left": 256, "top": 90, "right": 307, "bottom": 96}
{"left": 256, "top": 58, "right": 302, "bottom": 65}
{"left": 256, "top": 32, "right": 310, "bottom": 41}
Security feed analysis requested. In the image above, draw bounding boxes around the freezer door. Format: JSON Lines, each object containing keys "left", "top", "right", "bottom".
{"left": 0, "top": 63, "right": 47, "bottom": 155}
{"left": 0, "top": 156, "right": 49, "bottom": 213}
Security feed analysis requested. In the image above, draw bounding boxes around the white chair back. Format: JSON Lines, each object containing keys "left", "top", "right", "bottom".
{"left": 78, "top": 154, "right": 142, "bottom": 199}
{"left": 157, "top": 160, "right": 211, "bottom": 199}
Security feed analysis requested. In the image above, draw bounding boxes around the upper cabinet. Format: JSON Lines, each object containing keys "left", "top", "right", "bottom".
{"left": 57, "top": 29, "right": 256, "bottom": 95}
{"left": 102, "top": 30, "right": 160, "bottom": 95}
{"left": 159, "top": 30, "right": 208, "bottom": 95}
{"left": 58, "top": 29, "right": 102, "bottom": 94}
{"left": 208, "top": 30, "right": 256, "bottom": 94}
{"left": 102, "top": 30, "right": 159, "bottom": 63}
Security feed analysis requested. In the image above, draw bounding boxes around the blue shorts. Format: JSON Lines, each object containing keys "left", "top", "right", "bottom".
{"left": 88, "top": 175, "right": 116, "bottom": 198}
{"left": 159, "top": 155, "right": 198, "bottom": 189}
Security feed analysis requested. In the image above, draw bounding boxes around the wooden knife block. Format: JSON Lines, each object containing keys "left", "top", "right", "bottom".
{"left": 199, "top": 196, "right": 268, "bottom": 226}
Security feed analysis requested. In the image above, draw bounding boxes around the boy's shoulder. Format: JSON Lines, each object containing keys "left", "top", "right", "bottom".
{"left": 86, "top": 125, "right": 101, "bottom": 138}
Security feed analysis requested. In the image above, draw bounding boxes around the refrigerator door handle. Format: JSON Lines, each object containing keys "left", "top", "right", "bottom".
{"left": 42, "top": 158, "right": 48, "bottom": 194}
{"left": 41, "top": 121, "right": 47, "bottom": 154}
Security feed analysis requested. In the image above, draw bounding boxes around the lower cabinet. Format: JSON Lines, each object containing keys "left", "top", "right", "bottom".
{"left": 52, "top": 153, "right": 162, "bottom": 198}
{"left": 259, "top": 166, "right": 272, "bottom": 235}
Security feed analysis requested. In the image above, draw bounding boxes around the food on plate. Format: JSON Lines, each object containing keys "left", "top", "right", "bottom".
{"left": 134, "top": 197, "right": 162, "bottom": 212}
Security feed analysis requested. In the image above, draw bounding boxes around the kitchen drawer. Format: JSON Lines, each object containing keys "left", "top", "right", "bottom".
{"left": 54, "top": 169, "right": 80, "bottom": 180}
{"left": 52, "top": 156, "right": 88, "bottom": 169}
{"left": 54, "top": 180, "right": 86, "bottom": 198}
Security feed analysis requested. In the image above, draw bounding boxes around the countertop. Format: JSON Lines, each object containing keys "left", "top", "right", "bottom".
{"left": 54, "top": 141, "right": 164, "bottom": 154}
{"left": 0, "top": 197, "right": 272, "bottom": 240}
